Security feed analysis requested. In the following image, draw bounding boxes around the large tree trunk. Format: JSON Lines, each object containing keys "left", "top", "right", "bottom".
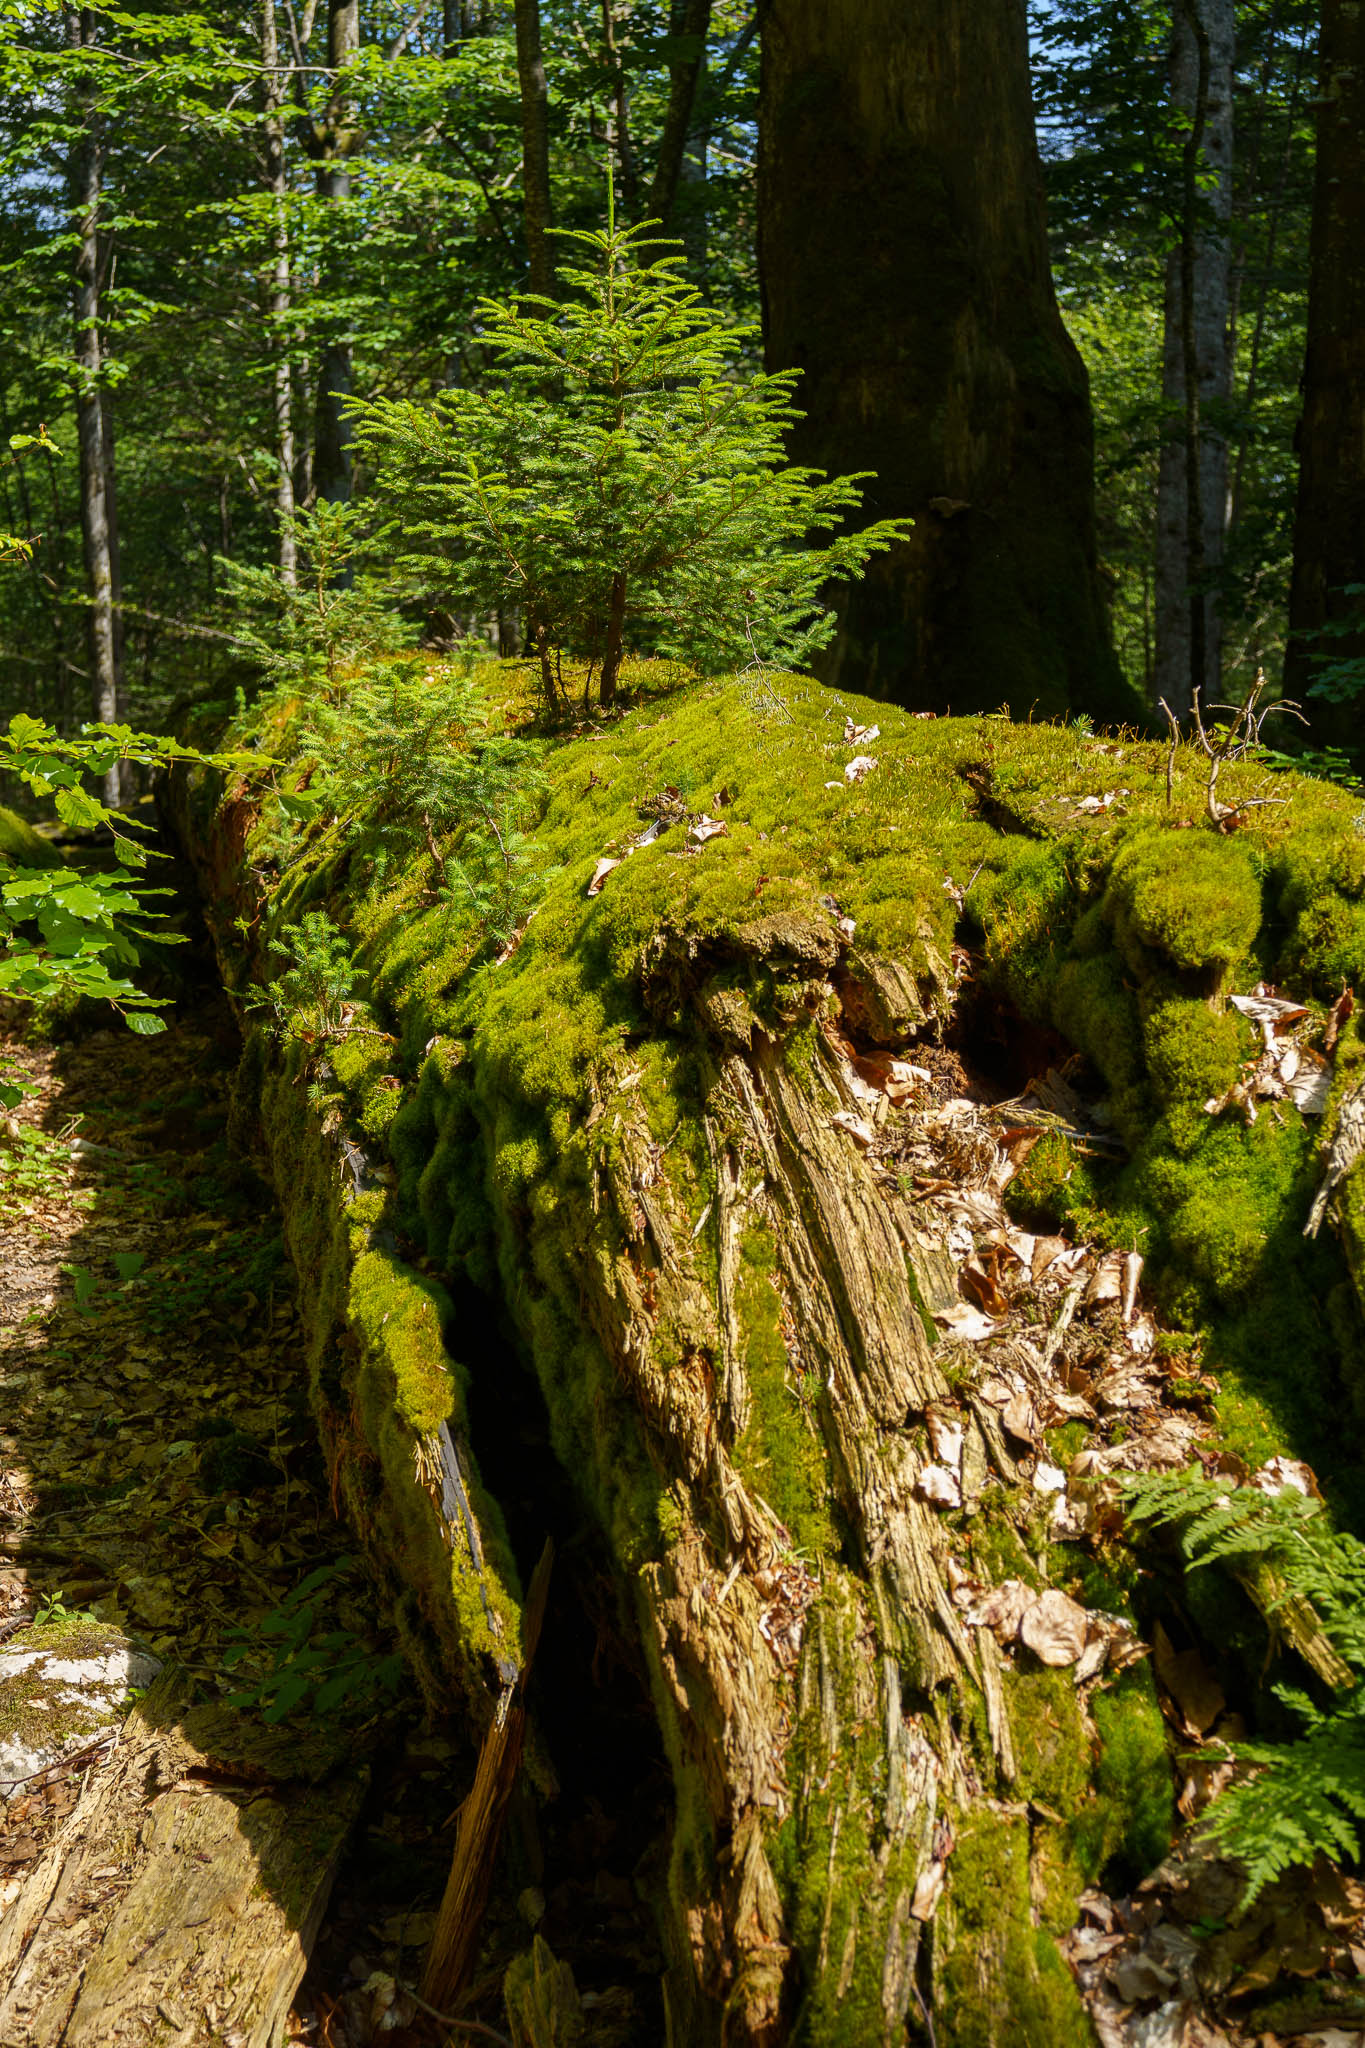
{"left": 262, "top": 0, "right": 297, "bottom": 586}
{"left": 310, "top": 0, "right": 359, "bottom": 506}
{"left": 1285, "top": 0, "right": 1365, "bottom": 749}
{"left": 1154, "top": 0, "right": 1234, "bottom": 720}
{"left": 65, "top": 6, "right": 122, "bottom": 794}
{"left": 512, "top": 0, "right": 554, "bottom": 297}
{"left": 757, "top": 0, "right": 1126, "bottom": 723}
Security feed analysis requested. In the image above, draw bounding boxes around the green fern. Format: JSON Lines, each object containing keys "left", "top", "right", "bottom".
{"left": 1121, "top": 1468, "right": 1365, "bottom": 1906}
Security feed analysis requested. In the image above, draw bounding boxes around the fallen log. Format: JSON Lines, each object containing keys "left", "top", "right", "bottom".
{"left": 172, "top": 665, "right": 1365, "bottom": 2044}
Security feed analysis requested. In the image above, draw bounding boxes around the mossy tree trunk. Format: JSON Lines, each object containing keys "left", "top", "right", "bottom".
{"left": 756, "top": 0, "right": 1128, "bottom": 724}
{"left": 1285, "top": 0, "right": 1365, "bottom": 750}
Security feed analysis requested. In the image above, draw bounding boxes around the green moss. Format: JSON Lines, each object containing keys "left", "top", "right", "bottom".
{"left": 1081, "top": 1667, "right": 1174, "bottom": 1888}
{"left": 731, "top": 1220, "right": 834, "bottom": 1555}
{"left": 0, "top": 806, "right": 58, "bottom": 867}
{"left": 1005, "top": 1130, "right": 1095, "bottom": 1232}
{"left": 1145, "top": 999, "right": 1243, "bottom": 1121}
{"left": 1106, "top": 828, "right": 1261, "bottom": 986}
{"left": 934, "top": 1813, "right": 1092, "bottom": 2048}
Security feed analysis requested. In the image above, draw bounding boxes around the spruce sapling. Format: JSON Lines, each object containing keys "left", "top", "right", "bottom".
{"left": 353, "top": 191, "right": 914, "bottom": 711}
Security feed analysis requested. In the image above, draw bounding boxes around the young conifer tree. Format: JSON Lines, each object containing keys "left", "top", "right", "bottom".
{"left": 354, "top": 189, "right": 912, "bottom": 710}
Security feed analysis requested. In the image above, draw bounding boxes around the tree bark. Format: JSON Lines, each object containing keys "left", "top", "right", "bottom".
{"left": 512, "top": 0, "right": 555, "bottom": 298}
{"left": 601, "top": 1, "right": 638, "bottom": 217}
{"left": 757, "top": 0, "right": 1125, "bottom": 722}
{"left": 649, "top": 0, "right": 712, "bottom": 232}
{"left": 309, "top": 0, "right": 360, "bottom": 507}
{"left": 1154, "top": 0, "right": 1234, "bottom": 720}
{"left": 65, "top": 6, "right": 123, "bottom": 798}
{"left": 262, "top": 0, "right": 297, "bottom": 586}
{"left": 1285, "top": 0, "right": 1365, "bottom": 745}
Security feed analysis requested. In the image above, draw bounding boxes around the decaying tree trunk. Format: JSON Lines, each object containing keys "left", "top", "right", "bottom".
{"left": 0, "top": 1671, "right": 365, "bottom": 2046}
{"left": 174, "top": 690, "right": 1365, "bottom": 2046}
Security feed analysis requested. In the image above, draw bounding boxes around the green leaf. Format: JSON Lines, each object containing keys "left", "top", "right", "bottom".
{"left": 124, "top": 1011, "right": 168, "bottom": 1035}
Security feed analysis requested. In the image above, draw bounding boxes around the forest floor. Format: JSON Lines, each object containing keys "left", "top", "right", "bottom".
{"left": 0, "top": 855, "right": 667, "bottom": 2047}
{"left": 0, "top": 971, "right": 468, "bottom": 2044}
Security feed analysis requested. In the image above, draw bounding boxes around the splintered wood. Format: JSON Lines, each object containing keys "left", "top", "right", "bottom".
{"left": 0, "top": 1671, "right": 365, "bottom": 2047}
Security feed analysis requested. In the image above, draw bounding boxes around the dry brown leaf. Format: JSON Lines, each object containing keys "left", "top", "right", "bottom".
{"left": 932, "top": 1302, "right": 1002, "bottom": 1343}
{"left": 962, "top": 1262, "right": 1011, "bottom": 1319}
{"left": 963, "top": 1579, "right": 1035, "bottom": 1641}
{"left": 1250, "top": 1455, "right": 1318, "bottom": 1498}
{"left": 1031, "top": 1234, "right": 1070, "bottom": 1283}
{"left": 1325, "top": 985, "right": 1356, "bottom": 1055}
{"left": 586, "top": 856, "right": 621, "bottom": 897}
{"left": 829, "top": 1109, "right": 876, "bottom": 1148}
{"left": 1000, "top": 1391, "right": 1040, "bottom": 1447}
{"left": 1019, "top": 1589, "right": 1089, "bottom": 1668}
{"left": 1154, "top": 1622, "right": 1226, "bottom": 1737}
{"left": 688, "top": 815, "right": 728, "bottom": 846}
{"left": 915, "top": 1463, "right": 962, "bottom": 1509}
{"left": 1231, "top": 986, "right": 1309, "bottom": 1045}
{"left": 926, "top": 1407, "right": 965, "bottom": 1469}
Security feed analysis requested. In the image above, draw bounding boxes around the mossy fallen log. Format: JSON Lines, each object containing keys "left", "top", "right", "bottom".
{"left": 174, "top": 665, "right": 1365, "bottom": 2045}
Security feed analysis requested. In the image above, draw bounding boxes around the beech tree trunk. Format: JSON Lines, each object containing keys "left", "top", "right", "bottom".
{"left": 65, "top": 6, "right": 123, "bottom": 800}
{"left": 512, "top": 0, "right": 554, "bottom": 298}
{"left": 1285, "top": 0, "right": 1365, "bottom": 748}
{"left": 1154, "top": 0, "right": 1234, "bottom": 720}
{"left": 262, "top": 0, "right": 297, "bottom": 586}
{"left": 757, "top": 0, "right": 1125, "bottom": 722}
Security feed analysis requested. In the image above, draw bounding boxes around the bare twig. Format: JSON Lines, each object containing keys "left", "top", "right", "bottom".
{"left": 1157, "top": 695, "right": 1179, "bottom": 807}
{"left": 1182, "top": 669, "right": 1306, "bottom": 829}
{"left": 392, "top": 1981, "right": 512, "bottom": 2045}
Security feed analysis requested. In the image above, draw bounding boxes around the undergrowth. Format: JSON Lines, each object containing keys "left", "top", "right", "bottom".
{"left": 1124, "top": 1469, "right": 1365, "bottom": 1907}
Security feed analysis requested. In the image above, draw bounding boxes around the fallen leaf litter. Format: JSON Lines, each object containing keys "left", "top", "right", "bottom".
{"left": 818, "top": 995, "right": 1365, "bottom": 2046}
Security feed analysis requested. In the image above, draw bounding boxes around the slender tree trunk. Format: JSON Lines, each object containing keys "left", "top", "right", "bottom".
{"left": 311, "top": 0, "right": 359, "bottom": 506}
{"left": 512, "top": 0, "right": 554, "bottom": 297}
{"left": 601, "top": 1, "right": 638, "bottom": 215}
{"left": 1154, "top": 0, "right": 1233, "bottom": 719}
{"left": 1285, "top": 0, "right": 1365, "bottom": 746}
{"left": 262, "top": 0, "right": 297, "bottom": 585}
{"left": 101, "top": 383, "right": 127, "bottom": 725}
{"left": 600, "top": 571, "right": 627, "bottom": 706}
{"left": 650, "top": 0, "right": 712, "bottom": 231}
{"left": 1229, "top": 31, "right": 1308, "bottom": 532}
{"left": 65, "top": 7, "right": 122, "bottom": 797}
{"left": 757, "top": 0, "right": 1124, "bottom": 722}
